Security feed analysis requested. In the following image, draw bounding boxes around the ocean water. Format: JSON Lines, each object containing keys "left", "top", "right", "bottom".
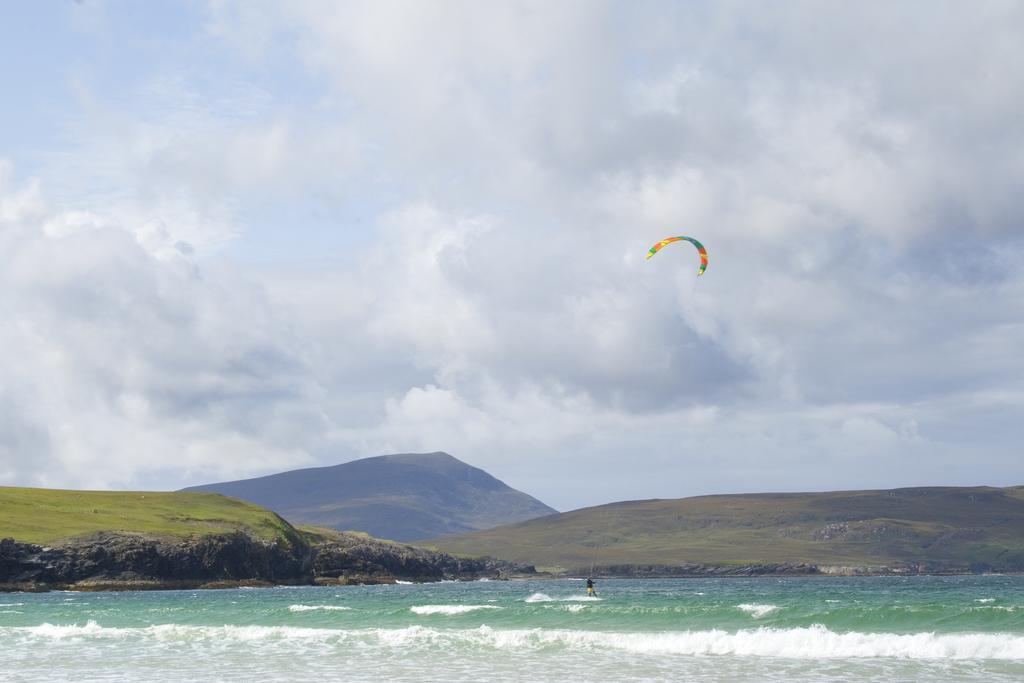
{"left": 2, "top": 576, "right": 1024, "bottom": 681}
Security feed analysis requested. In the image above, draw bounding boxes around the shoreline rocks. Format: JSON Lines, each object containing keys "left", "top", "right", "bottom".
{"left": 586, "top": 562, "right": 821, "bottom": 578}
{"left": 310, "top": 533, "right": 533, "bottom": 584}
{"left": 580, "top": 562, "right": 1000, "bottom": 578}
{"left": 0, "top": 532, "right": 534, "bottom": 592}
{"left": 2, "top": 533, "right": 1004, "bottom": 592}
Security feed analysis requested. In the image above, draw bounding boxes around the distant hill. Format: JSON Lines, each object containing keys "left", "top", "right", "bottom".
{"left": 429, "top": 486, "right": 1024, "bottom": 573}
{"left": 182, "top": 452, "right": 556, "bottom": 542}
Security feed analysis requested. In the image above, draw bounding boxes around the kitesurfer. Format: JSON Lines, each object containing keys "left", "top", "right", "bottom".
{"left": 586, "top": 577, "right": 596, "bottom": 597}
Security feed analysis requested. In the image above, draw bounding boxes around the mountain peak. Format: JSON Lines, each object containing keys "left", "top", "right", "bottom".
{"left": 374, "top": 451, "right": 459, "bottom": 465}
{"left": 183, "top": 453, "right": 555, "bottom": 541}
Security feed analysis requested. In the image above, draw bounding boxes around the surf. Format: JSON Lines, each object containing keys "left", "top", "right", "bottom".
{"left": 6, "top": 622, "right": 1024, "bottom": 660}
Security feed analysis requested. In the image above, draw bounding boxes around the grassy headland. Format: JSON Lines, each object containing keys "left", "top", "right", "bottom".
{"left": 0, "top": 487, "right": 524, "bottom": 592}
{"left": 429, "top": 486, "right": 1024, "bottom": 573}
{"left": 0, "top": 486, "right": 301, "bottom": 545}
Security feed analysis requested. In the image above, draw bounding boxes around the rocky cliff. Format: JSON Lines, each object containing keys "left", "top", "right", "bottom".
{"left": 310, "top": 532, "right": 534, "bottom": 585}
{"left": 0, "top": 531, "right": 533, "bottom": 592}
{"left": 582, "top": 562, "right": 991, "bottom": 578}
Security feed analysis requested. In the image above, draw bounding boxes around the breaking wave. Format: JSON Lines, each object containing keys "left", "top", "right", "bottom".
{"left": 6, "top": 622, "right": 1024, "bottom": 659}
{"left": 525, "top": 593, "right": 602, "bottom": 603}
{"left": 738, "top": 604, "right": 779, "bottom": 618}
{"left": 410, "top": 605, "right": 503, "bottom": 616}
{"left": 289, "top": 605, "right": 352, "bottom": 612}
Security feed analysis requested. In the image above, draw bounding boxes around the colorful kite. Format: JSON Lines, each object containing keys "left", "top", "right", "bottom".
{"left": 646, "top": 236, "right": 708, "bottom": 276}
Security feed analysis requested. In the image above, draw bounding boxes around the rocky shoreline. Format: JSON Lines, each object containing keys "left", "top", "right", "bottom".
{"left": 580, "top": 561, "right": 1006, "bottom": 578}
{"left": 3, "top": 533, "right": 1005, "bottom": 592}
{"left": 0, "top": 532, "right": 535, "bottom": 592}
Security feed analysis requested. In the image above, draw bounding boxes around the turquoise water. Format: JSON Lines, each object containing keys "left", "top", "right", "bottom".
{"left": 2, "top": 576, "right": 1024, "bottom": 681}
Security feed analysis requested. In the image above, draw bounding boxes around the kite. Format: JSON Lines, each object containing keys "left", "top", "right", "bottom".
{"left": 645, "top": 236, "right": 708, "bottom": 276}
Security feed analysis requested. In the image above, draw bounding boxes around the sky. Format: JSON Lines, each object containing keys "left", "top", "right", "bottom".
{"left": 0, "top": 1, "right": 1022, "bottom": 511}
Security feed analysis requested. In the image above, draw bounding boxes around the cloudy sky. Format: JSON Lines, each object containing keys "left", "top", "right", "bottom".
{"left": 1, "top": 1, "right": 1021, "bottom": 510}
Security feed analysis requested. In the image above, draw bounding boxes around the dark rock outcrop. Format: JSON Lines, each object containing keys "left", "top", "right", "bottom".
{"left": 311, "top": 534, "right": 535, "bottom": 584}
{"left": 0, "top": 532, "right": 534, "bottom": 591}
{"left": 588, "top": 563, "right": 822, "bottom": 578}
{"left": 582, "top": 562, "right": 986, "bottom": 578}
{"left": 0, "top": 532, "right": 311, "bottom": 590}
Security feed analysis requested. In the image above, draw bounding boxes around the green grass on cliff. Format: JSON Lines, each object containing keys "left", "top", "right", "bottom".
{"left": 429, "top": 486, "right": 1024, "bottom": 572}
{"left": 0, "top": 487, "right": 301, "bottom": 545}
{"left": 298, "top": 526, "right": 400, "bottom": 545}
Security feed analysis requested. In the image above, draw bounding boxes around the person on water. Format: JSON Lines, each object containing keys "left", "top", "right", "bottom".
{"left": 586, "top": 577, "right": 596, "bottom": 597}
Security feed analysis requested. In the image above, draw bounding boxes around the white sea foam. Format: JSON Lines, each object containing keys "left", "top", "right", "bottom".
{"left": 289, "top": 605, "right": 352, "bottom": 612}
{"left": 525, "top": 593, "right": 602, "bottom": 603}
{"left": 4, "top": 622, "right": 342, "bottom": 643}
{"left": 0, "top": 603, "right": 25, "bottom": 607}
{"left": 394, "top": 580, "right": 414, "bottom": 585}
{"left": 18, "top": 620, "right": 112, "bottom": 639}
{"left": 410, "top": 605, "right": 503, "bottom": 616}
{"left": 976, "top": 599, "right": 996, "bottom": 604}
{"left": 738, "top": 604, "right": 779, "bottom": 618}
{"left": 6, "top": 623, "right": 1024, "bottom": 660}
{"left": 561, "top": 604, "right": 587, "bottom": 613}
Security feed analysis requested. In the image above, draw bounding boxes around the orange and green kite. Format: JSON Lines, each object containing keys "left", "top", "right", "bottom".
{"left": 646, "top": 236, "right": 708, "bottom": 276}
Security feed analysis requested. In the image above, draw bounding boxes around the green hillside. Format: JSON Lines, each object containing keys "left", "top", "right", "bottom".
{"left": 0, "top": 487, "right": 302, "bottom": 545}
{"left": 430, "top": 486, "right": 1024, "bottom": 572}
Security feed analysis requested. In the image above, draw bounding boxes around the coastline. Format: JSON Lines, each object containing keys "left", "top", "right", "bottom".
{"left": 577, "top": 562, "right": 1016, "bottom": 579}
{"left": 0, "top": 532, "right": 532, "bottom": 593}
{"left": 5, "top": 529, "right": 1017, "bottom": 594}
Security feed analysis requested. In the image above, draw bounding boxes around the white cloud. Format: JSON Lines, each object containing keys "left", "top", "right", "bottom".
{"left": 0, "top": 2, "right": 1022, "bottom": 508}
{"left": 0, "top": 172, "right": 324, "bottom": 489}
